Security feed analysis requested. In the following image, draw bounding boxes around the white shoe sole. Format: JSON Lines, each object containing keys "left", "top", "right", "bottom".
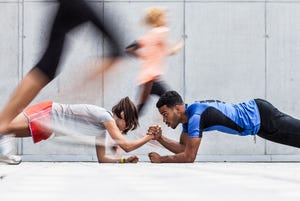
{"left": 0, "top": 155, "right": 22, "bottom": 165}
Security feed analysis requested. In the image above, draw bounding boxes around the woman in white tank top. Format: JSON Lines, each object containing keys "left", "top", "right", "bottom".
{"left": 1, "top": 97, "right": 157, "bottom": 163}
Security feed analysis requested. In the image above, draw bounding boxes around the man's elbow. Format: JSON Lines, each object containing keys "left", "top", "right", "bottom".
{"left": 185, "top": 154, "right": 196, "bottom": 163}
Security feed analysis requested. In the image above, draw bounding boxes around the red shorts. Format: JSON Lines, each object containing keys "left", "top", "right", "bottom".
{"left": 23, "top": 101, "right": 53, "bottom": 143}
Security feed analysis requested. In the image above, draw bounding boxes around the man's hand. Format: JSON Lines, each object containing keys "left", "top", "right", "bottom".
{"left": 147, "top": 125, "right": 162, "bottom": 140}
{"left": 125, "top": 155, "right": 139, "bottom": 163}
{"left": 148, "top": 152, "right": 162, "bottom": 163}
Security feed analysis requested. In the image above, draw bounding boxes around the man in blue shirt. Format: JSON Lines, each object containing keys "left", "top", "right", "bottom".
{"left": 148, "top": 91, "right": 300, "bottom": 163}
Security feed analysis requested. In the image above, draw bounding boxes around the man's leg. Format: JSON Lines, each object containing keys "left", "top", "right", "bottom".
{"left": 269, "top": 115, "right": 300, "bottom": 148}
{"left": 256, "top": 99, "right": 300, "bottom": 148}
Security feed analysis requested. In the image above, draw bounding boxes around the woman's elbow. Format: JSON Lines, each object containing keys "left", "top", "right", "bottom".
{"left": 120, "top": 144, "right": 132, "bottom": 153}
{"left": 97, "top": 156, "right": 109, "bottom": 163}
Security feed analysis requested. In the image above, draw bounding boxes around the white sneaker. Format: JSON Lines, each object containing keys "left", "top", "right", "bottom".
{"left": 0, "top": 154, "right": 22, "bottom": 165}
{"left": 0, "top": 135, "right": 22, "bottom": 165}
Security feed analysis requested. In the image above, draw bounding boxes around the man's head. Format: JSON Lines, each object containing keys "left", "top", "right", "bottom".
{"left": 112, "top": 97, "right": 139, "bottom": 134}
{"left": 156, "top": 91, "right": 185, "bottom": 129}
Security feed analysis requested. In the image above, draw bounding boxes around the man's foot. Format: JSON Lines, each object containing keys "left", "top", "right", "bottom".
{"left": 0, "top": 154, "right": 22, "bottom": 165}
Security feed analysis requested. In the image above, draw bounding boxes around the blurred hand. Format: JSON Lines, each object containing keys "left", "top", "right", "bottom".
{"left": 125, "top": 155, "right": 139, "bottom": 163}
{"left": 148, "top": 152, "right": 162, "bottom": 163}
{"left": 169, "top": 39, "right": 185, "bottom": 55}
{"left": 111, "top": 145, "right": 121, "bottom": 157}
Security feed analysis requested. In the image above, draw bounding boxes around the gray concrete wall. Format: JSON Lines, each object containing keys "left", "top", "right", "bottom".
{"left": 1, "top": 0, "right": 300, "bottom": 161}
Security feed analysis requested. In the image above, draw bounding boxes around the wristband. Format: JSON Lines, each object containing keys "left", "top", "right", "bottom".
{"left": 119, "top": 158, "right": 125, "bottom": 163}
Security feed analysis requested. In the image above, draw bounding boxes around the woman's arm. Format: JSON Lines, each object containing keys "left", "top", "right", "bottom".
{"left": 95, "top": 137, "right": 139, "bottom": 163}
{"left": 103, "top": 121, "right": 154, "bottom": 152}
{"left": 125, "top": 41, "right": 140, "bottom": 58}
{"left": 167, "top": 39, "right": 184, "bottom": 56}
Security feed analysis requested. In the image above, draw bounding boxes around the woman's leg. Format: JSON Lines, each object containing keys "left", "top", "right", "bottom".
{"left": 0, "top": 2, "right": 90, "bottom": 134}
{"left": 5, "top": 113, "right": 31, "bottom": 138}
{"left": 137, "top": 81, "right": 154, "bottom": 115}
{"left": 150, "top": 80, "right": 169, "bottom": 97}
{"left": 0, "top": 113, "right": 29, "bottom": 165}
{"left": 67, "top": 0, "right": 123, "bottom": 57}
{"left": 0, "top": 69, "right": 49, "bottom": 134}
{"left": 0, "top": 0, "right": 123, "bottom": 133}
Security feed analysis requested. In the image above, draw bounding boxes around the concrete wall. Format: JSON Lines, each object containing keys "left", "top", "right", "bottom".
{"left": 1, "top": 0, "right": 300, "bottom": 161}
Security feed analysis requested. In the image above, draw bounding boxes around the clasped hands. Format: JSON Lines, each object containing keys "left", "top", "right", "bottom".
{"left": 146, "top": 125, "right": 162, "bottom": 140}
{"left": 147, "top": 125, "right": 163, "bottom": 163}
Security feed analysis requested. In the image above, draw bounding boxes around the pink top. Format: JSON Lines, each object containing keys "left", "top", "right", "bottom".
{"left": 136, "top": 26, "right": 170, "bottom": 85}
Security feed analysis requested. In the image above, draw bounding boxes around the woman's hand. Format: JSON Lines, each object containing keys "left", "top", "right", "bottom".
{"left": 125, "top": 155, "right": 139, "bottom": 163}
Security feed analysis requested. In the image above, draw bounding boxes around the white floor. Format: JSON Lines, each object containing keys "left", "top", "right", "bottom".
{"left": 0, "top": 162, "right": 300, "bottom": 201}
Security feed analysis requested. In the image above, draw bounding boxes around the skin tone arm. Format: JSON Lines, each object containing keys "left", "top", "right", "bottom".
{"left": 103, "top": 121, "right": 154, "bottom": 153}
{"left": 125, "top": 39, "right": 184, "bottom": 58}
{"left": 157, "top": 133, "right": 187, "bottom": 154}
{"left": 95, "top": 137, "right": 139, "bottom": 163}
{"left": 167, "top": 39, "right": 184, "bottom": 56}
{"left": 125, "top": 42, "right": 140, "bottom": 58}
{"left": 149, "top": 137, "right": 202, "bottom": 163}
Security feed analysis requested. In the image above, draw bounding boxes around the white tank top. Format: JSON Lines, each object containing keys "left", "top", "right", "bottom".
{"left": 51, "top": 103, "right": 114, "bottom": 137}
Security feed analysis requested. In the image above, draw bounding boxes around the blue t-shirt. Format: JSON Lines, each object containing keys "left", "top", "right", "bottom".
{"left": 182, "top": 99, "right": 261, "bottom": 138}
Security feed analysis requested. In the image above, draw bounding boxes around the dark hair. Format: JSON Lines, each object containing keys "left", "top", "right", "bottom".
{"left": 156, "top": 91, "right": 184, "bottom": 108}
{"left": 112, "top": 97, "right": 139, "bottom": 134}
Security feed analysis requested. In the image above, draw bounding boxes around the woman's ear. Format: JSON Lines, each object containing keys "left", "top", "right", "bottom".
{"left": 120, "top": 111, "right": 125, "bottom": 119}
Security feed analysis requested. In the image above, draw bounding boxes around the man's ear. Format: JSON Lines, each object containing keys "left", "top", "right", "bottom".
{"left": 175, "top": 105, "right": 181, "bottom": 113}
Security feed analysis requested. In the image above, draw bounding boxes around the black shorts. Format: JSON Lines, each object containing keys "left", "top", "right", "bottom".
{"left": 34, "top": 0, "right": 123, "bottom": 80}
{"left": 255, "top": 98, "right": 300, "bottom": 148}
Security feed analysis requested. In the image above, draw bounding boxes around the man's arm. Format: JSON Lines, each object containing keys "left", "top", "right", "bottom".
{"left": 157, "top": 132, "right": 188, "bottom": 154}
{"left": 149, "top": 137, "right": 201, "bottom": 163}
{"left": 148, "top": 125, "right": 188, "bottom": 154}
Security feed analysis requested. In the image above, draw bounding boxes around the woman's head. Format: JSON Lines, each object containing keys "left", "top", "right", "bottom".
{"left": 112, "top": 97, "right": 139, "bottom": 134}
{"left": 144, "top": 6, "right": 167, "bottom": 27}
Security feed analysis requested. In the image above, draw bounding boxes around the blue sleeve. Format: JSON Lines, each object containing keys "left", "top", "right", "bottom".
{"left": 182, "top": 123, "right": 188, "bottom": 133}
{"left": 188, "top": 114, "right": 202, "bottom": 138}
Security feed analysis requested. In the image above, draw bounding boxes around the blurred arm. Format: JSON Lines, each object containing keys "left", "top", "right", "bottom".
{"left": 104, "top": 121, "right": 153, "bottom": 153}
